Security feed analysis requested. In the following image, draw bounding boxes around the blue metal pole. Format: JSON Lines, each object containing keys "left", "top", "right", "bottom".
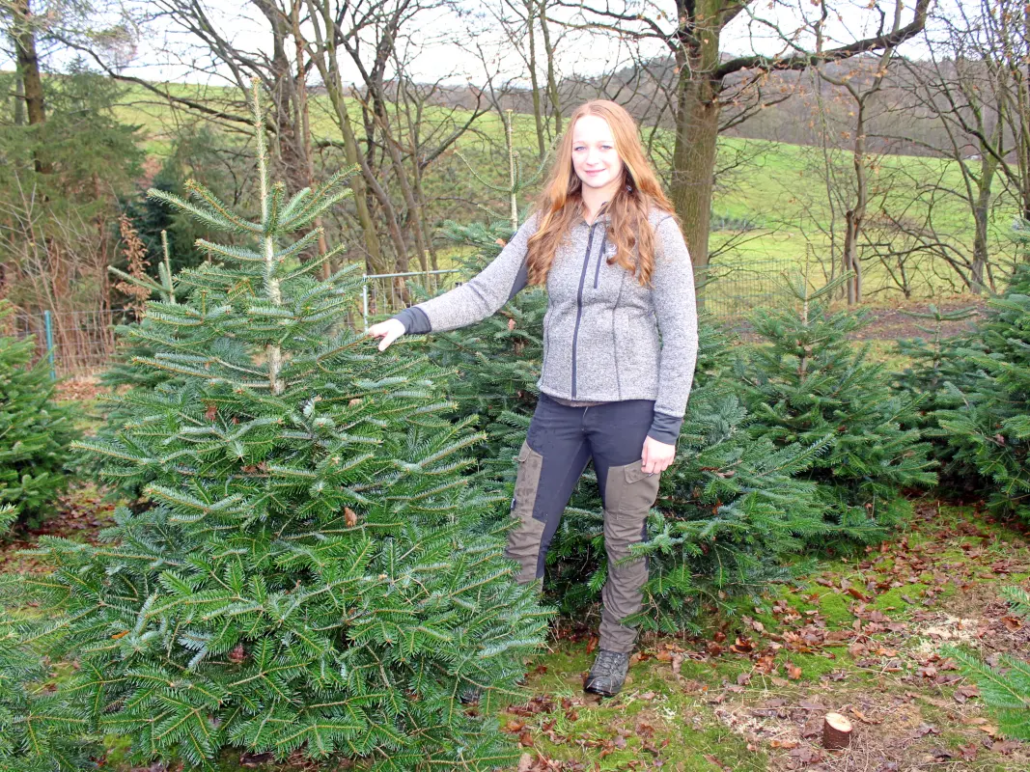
{"left": 43, "top": 310, "right": 56, "bottom": 381}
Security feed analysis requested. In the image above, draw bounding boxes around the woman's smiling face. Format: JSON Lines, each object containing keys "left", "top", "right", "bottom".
{"left": 571, "top": 114, "right": 623, "bottom": 195}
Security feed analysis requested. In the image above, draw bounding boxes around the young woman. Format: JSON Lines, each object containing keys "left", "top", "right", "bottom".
{"left": 368, "top": 100, "right": 698, "bottom": 697}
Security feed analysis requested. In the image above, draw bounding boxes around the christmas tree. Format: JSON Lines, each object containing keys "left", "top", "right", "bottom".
{"left": 0, "top": 302, "right": 80, "bottom": 529}
{"left": 736, "top": 275, "right": 936, "bottom": 536}
{"left": 419, "top": 220, "right": 545, "bottom": 479}
{"left": 934, "top": 265, "right": 1030, "bottom": 520}
{"left": 949, "top": 585, "right": 1030, "bottom": 740}
{"left": 0, "top": 600, "right": 95, "bottom": 771}
{"left": 892, "top": 304, "right": 983, "bottom": 493}
{"left": 7, "top": 83, "right": 548, "bottom": 771}
{"left": 546, "top": 325, "right": 833, "bottom": 633}
{"left": 82, "top": 229, "right": 183, "bottom": 502}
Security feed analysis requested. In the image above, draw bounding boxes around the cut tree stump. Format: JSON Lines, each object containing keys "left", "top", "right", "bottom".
{"left": 823, "top": 712, "right": 853, "bottom": 750}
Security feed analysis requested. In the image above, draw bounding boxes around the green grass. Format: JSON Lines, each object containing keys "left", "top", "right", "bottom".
{"left": 105, "top": 78, "right": 1021, "bottom": 300}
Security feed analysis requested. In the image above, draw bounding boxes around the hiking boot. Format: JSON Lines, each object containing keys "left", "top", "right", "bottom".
{"left": 584, "top": 648, "right": 630, "bottom": 697}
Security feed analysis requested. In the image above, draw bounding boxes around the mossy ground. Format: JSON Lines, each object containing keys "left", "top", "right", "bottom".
{"left": 494, "top": 502, "right": 1030, "bottom": 772}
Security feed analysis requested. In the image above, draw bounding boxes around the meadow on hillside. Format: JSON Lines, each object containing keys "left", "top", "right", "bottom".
{"left": 111, "top": 80, "right": 1018, "bottom": 303}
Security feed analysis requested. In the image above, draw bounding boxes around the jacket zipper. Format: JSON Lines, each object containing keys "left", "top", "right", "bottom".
{"left": 570, "top": 221, "right": 598, "bottom": 398}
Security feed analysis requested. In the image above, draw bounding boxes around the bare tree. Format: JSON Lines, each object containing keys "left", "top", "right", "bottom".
{"left": 812, "top": 2, "right": 907, "bottom": 304}
{"left": 555, "top": 0, "right": 930, "bottom": 277}
{"left": 885, "top": 0, "right": 1023, "bottom": 292}
{"left": 303, "top": 0, "right": 494, "bottom": 275}
{"left": 483, "top": 0, "right": 566, "bottom": 159}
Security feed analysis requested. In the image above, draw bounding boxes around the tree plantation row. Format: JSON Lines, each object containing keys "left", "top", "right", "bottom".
{"left": 1, "top": 86, "right": 1028, "bottom": 770}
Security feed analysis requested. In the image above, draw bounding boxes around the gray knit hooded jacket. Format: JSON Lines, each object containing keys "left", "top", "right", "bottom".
{"left": 395, "top": 206, "right": 699, "bottom": 444}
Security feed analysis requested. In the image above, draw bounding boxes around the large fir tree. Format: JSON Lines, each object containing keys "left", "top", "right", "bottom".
{"left": 6, "top": 84, "right": 548, "bottom": 771}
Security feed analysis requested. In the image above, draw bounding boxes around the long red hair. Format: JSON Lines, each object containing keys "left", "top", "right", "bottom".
{"left": 526, "top": 100, "right": 678, "bottom": 287}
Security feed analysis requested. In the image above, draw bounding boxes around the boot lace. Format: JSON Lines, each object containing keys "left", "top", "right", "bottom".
{"left": 593, "top": 649, "right": 627, "bottom": 675}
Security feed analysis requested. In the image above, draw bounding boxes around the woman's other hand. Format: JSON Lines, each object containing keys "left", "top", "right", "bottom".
{"left": 367, "top": 318, "right": 406, "bottom": 351}
{"left": 641, "top": 436, "right": 675, "bottom": 475}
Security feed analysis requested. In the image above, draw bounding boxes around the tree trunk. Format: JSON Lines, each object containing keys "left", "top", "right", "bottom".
{"left": 12, "top": 65, "right": 26, "bottom": 126}
{"left": 538, "top": 0, "right": 561, "bottom": 138}
{"left": 844, "top": 105, "right": 867, "bottom": 305}
{"left": 671, "top": 65, "right": 720, "bottom": 279}
{"left": 290, "top": 2, "right": 331, "bottom": 279}
{"left": 525, "top": 0, "right": 546, "bottom": 159}
{"left": 971, "top": 151, "right": 999, "bottom": 293}
{"left": 670, "top": 3, "right": 724, "bottom": 281}
{"left": 10, "top": 0, "right": 51, "bottom": 174}
{"left": 305, "top": 0, "right": 388, "bottom": 274}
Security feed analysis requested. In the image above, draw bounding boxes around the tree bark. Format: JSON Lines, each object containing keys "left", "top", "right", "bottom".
{"left": 524, "top": 0, "right": 547, "bottom": 159}
{"left": 538, "top": 0, "right": 561, "bottom": 138}
{"left": 12, "top": 64, "right": 26, "bottom": 126}
{"left": 670, "top": 14, "right": 723, "bottom": 279}
{"left": 10, "top": 0, "right": 51, "bottom": 173}
{"left": 972, "top": 151, "right": 999, "bottom": 293}
{"left": 842, "top": 101, "right": 867, "bottom": 305}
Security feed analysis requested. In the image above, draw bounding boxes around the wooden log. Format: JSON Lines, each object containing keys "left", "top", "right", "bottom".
{"left": 823, "top": 712, "right": 853, "bottom": 750}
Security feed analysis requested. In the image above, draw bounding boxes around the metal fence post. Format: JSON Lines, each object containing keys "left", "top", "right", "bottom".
{"left": 43, "top": 310, "right": 56, "bottom": 381}
{"left": 362, "top": 281, "right": 369, "bottom": 332}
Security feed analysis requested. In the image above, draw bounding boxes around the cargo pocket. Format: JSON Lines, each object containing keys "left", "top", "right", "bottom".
{"left": 512, "top": 440, "right": 544, "bottom": 523}
{"left": 604, "top": 460, "right": 660, "bottom": 521}
{"left": 504, "top": 440, "right": 547, "bottom": 584}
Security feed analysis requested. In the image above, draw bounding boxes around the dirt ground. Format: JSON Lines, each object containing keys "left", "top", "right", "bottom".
{"left": 845, "top": 298, "right": 986, "bottom": 342}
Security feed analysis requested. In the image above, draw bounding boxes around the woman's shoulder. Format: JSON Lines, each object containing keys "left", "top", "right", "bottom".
{"left": 645, "top": 205, "right": 680, "bottom": 234}
{"left": 520, "top": 210, "right": 543, "bottom": 235}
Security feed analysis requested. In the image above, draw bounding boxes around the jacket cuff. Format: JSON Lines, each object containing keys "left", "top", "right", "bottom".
{"left": 394, "top": 307, "right": 432, "bottom": 334}
{"left": 647, "top": 411, "right": 683, "bottom": 445}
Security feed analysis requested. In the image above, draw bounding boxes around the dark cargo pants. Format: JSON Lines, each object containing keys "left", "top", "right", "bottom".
{"left": 504, "top": 393, "right": 661, "bottom": 653}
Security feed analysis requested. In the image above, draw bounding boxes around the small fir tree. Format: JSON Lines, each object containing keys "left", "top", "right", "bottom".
{"left": 934, "top": 265, "right": 1030, "bottom": 520}
{"left": 0, "top": 302, "right": 80, "bottom": 529}
{"left": 892, "top": 304, "right": 983, "bottom": 492}
{"left": 0, "top": 601, "right": 95, "bottom": 771}
{"left": 8, "top": 83, "right": 548, "bottom": 771}
{"left": 735, "top": 275, "right": 936, "bottom": 537}
{"left": 948, "top": 586, "right": 1030, "bottom": 740}
{"left": 547, "top": 327, "right": 834, "bottom": 633}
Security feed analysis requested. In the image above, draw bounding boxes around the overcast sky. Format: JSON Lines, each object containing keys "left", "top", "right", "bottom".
{"left": 4, "top": 0, "right": 938, "bottom": 89}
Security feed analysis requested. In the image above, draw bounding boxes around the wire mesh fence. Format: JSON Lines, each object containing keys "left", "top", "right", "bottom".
{"left": 8, "top": 260, "right": 800, "bottom": 379}
{"left": 360, "top": 269, "right": 464, "bottom": 329}
{"left": 8, "top": 307, "right": 135, "bottom": 379}
{"left": 700, "top": 258, "right": 802, "bottom": 320}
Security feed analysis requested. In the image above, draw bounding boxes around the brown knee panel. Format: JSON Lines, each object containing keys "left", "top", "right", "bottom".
{"left": 504, "top": 440, "right": 546, "bottom": 587}
{"left": 599, "top": 460, "right": 660, "bottom": 653}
